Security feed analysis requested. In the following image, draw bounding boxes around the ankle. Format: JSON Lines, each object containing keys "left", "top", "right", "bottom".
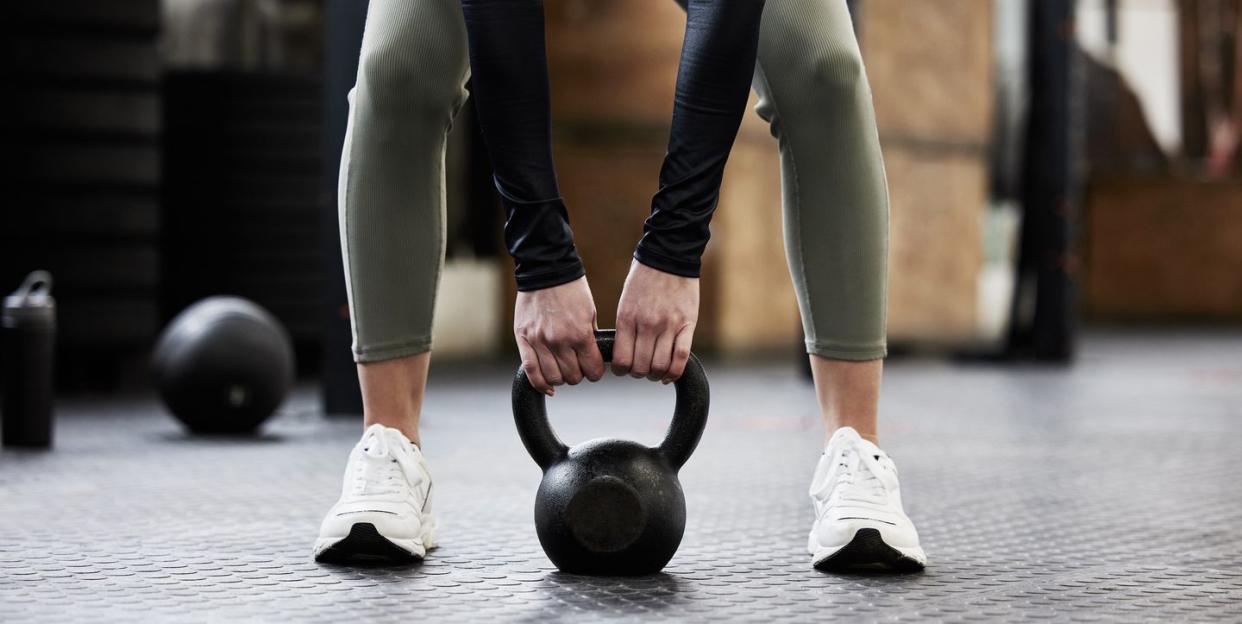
{"left": 364, "top": 416, "right": 421, "bottom": 447}
{"left": 355, "top": 353, "right": 430, "bottom": 448}
{"left": 824, "top": 425, "right": 878, "bottom": 447}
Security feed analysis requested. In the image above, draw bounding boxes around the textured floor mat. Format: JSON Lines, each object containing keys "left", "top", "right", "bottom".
{"left": 2, "top": 331, "right": 1241, "bottom": 622}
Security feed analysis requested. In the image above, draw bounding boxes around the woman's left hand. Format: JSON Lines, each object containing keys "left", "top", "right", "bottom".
{"left": 611, "top": 260, "right": 700, "bottom": 384}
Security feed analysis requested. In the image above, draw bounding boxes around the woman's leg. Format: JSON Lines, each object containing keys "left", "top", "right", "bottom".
{"left": 754, "top": 1, "right": 924, "bottom": 571}
{"left": 339, "top": 0, "right": 470, "bottom": 443}
{"left": 751, "top": 0, "right": 889, "bottom": 443}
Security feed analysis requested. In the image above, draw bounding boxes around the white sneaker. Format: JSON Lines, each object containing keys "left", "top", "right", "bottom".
{"left": 808, "top": 427, "right": 926, "bottom": 572}
{"left": 313, "top": 424, "right": 438, "bottom": 564}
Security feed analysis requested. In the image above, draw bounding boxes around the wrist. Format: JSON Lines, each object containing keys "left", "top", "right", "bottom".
{"left": 631, "top": 247, "right": 701, "bottom": 279}
{"left": 514, "top": 262, "right": 586, "bottom": 292}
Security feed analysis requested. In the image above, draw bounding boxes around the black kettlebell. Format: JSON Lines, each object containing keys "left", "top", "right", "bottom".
{"left": 512, "top": 329, "right": 709, "bottom": 575}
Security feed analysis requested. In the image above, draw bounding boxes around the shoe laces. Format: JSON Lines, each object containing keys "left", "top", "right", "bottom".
{"left": 814, "top": 445, "right": 893, "bottom": 508}
{"left": 351, "top": 428, "right": 420, "bottom": 498}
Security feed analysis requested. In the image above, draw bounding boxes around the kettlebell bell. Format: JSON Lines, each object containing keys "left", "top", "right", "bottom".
{"left": 512, "top": 329, "right": 709, "bottom": 575}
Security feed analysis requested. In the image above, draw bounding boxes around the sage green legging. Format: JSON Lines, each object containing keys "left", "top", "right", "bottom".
{"left": 339, "top": 0, "right": 889, "bottom": 363}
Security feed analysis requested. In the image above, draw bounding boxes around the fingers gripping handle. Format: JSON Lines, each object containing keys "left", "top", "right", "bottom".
{"left": 511, "top": 329, "right": 710, "bottom": 472}
{"left": 511, "top": 330, "right": 615, "bottom": 470}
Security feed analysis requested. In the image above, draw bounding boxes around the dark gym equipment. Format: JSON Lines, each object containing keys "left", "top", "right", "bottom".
{"left": 152, "top": 297, "right": 294, "bottom": 434}
{"left": 2, "top": 271, "right": 57, "bottom": 448}
{"left": 1005, "top": 0, "right": 1082, "bottom": 362}
{"left": 321, "top": 0, "right": 369, "bottom": 416}
{"left": 0, "top": 0, "right": 162, "bottom": 389}
{"left": 162, "top": 71, "right": 324, "bottom": 372}
{"left": 511, "top": 329, "right": 710, "bottom": 575}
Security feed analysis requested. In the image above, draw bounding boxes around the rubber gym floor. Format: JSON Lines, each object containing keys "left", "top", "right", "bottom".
{"left": 1, "top": 330, "right": 1240, "bottom": 623}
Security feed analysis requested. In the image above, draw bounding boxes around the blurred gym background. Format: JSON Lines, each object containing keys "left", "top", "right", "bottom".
{"left": 1, "top": 0, "right": 1239, "bottom": 415}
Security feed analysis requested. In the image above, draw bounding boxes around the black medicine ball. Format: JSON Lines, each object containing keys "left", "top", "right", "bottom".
{"left": 152, "top": 297, "right": 294, "bottom": 434}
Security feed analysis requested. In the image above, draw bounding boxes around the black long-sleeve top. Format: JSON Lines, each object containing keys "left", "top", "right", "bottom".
{"left": 461, "top": 0, "right": 765, "bottom": 291}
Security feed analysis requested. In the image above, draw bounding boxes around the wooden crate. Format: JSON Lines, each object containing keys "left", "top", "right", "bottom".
{"left": 884, "top": 147, "right": 987, "bottom": 342}
{"left": 863, "top": 0, "right": 994, "bottom": 145}
{"left": 1085, "top": 176, "right": 1242, "bottom": 320}
{"left": 703, "top": 132, "right": 798, "bottom": 354}
{"left": 545, "top": 0, "right": 684, "bottom": 125}
{"left": 552, "top": 140, "right": 666, "bottom": 330}
{"left": 863, "top": 0, "right": 993, "bottom": 344}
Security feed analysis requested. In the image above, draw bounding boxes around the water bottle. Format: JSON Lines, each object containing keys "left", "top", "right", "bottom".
{"left": 2, "top": 271, "right": 56, "bottom": 448}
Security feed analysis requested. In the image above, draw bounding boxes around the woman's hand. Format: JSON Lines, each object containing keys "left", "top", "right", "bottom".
{"left": 612, "top": 261, "right": 700, "bottom": 384}
{"left": 514, "top": 276, "right": 606, "bottom": 396}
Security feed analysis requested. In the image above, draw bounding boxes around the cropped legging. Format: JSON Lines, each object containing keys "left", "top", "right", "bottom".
{"left": 339, "top": 0, "right": 890, "bottom": 363}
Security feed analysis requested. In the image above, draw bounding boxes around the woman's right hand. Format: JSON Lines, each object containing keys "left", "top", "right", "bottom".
{"left": 514, "top": 276, "right": 606, "bottom": 396}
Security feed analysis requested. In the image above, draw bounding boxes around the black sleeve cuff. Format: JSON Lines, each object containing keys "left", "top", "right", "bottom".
{"left": 632, "top": 245, "right": 701, "bottom": 279}
{"left": 514, "top": 262, "right": 587, "bottom": 292}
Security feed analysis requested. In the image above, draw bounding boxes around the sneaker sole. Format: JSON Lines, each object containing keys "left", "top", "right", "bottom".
{"left": 314, "top": 523, "right": 425, "bottom": 565}
{"left": 812, "top": 528, "right": 926, "bottom": 573}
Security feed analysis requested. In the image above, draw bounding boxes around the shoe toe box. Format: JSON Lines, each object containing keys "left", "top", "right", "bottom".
{"left": 812, "top": 510, "right": 920, "bottom": 551}
{"left": 319, "top": 499, "right": 423, "bottom": 541}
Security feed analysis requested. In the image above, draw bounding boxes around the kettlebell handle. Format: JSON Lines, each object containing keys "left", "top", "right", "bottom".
{"left": 512, "top": 329, "right": 710, "bottom": 471}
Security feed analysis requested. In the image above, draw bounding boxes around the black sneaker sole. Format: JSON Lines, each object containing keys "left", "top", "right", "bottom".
{"left": 813, "top": 528, "right": 925, "bottom": 574}
{"left": 314, "top": 523, "right": 424, "bottom": 566}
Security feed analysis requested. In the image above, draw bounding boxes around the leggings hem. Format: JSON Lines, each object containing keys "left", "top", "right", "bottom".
{"left": 806, "top": 340, "right": 886, "bottom": 361}
{"left": 354, "top": 338, "right": 433, "bottom": 363}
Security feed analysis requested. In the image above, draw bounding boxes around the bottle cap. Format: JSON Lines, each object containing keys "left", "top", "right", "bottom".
{"left": 3, "top": 271, "right": 56, "bottom": 329}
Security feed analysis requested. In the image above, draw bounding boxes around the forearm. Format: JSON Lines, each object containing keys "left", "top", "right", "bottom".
{"left": 461, "top": 0, "right": 584, "bottom": 291}
{"left": 634, "top": 0, "right": 766, "bottom": 277}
